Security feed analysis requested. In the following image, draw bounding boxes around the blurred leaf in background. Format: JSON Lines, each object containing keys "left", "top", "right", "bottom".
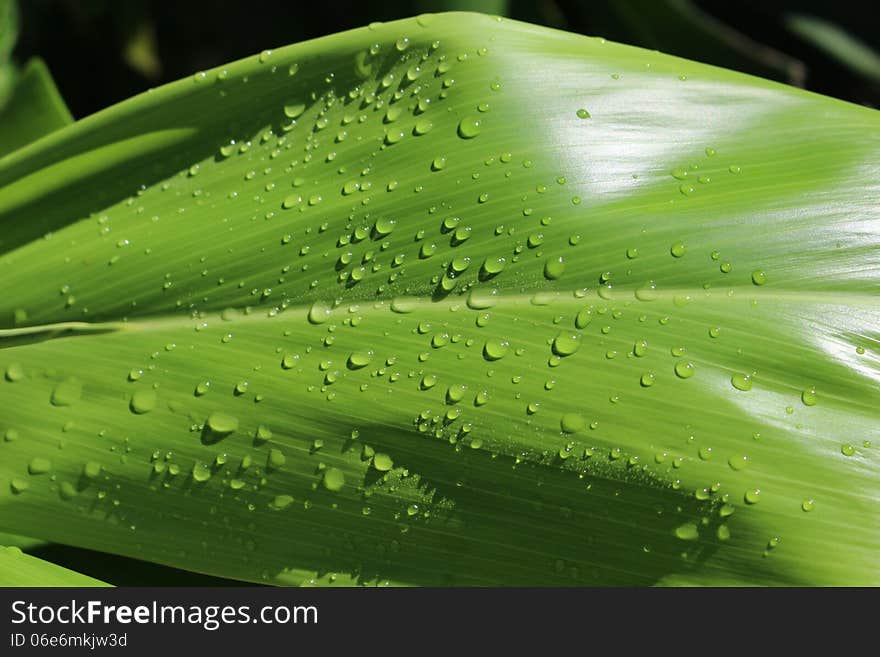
{"left": 0, "top": 0, "right": 18, "bottom": 109}
{"left": 8, "top": 0, "right": 880, "bottom": 120}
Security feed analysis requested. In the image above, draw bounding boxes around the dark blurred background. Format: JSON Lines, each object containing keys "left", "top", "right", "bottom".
{"left": 8, "top": 0, "right": 880, "bottom": 119}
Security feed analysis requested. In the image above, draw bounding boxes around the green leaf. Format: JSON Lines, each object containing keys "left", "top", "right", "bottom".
{"left": 0, "top": 544, "right": 109, "bottom": 586}
{"left": 0, "top": 531, "right": 46, "bottom": 551}
{"left": 785, "top": 13, "right": 880, "bottom": 83}
{"left": 0, "top": 0, "right": 18, "bottom": 110}
{"left": 0, "top": 13, "right": 878, "bottom": 586}
{"left": 0, "top": 57, "right": 74, "bottom": 157}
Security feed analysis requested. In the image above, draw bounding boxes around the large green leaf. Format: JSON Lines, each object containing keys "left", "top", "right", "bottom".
{"left": 0, "top": 13, "right": 877, "bottom": 586}
{"left": 0, "top": 545, "right": 108, "bottom": 586}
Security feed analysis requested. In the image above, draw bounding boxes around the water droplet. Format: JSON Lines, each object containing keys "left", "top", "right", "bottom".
{"left": 560, "top": 413, "right": 585, "bottom": 434}
{"left": 480, "top": 256, "right": 506, "bottom": 278}
{"left": 801, "top": 499, "right": 815, "bottom": 512}
{"left": 552, "top": 332, "right": 581, "bottom": 356}
{"left": 574, "top": 307, "right": 593, "bottom": 329}
{"left": 206, "top": 411, "right": 239, "bottom": 435}
{"left": 457, "top": 116, "right": 481, "bottom": 139}
{"left": 674, "top": 361, "right": 695, "bottom": 379}
{"left": 83, "top": 462, "right": 102, "bottom": 480}
{"left": 271, "top": 495, "right": 294, "bottom": 510}
{"left": 347, "top": 351, "right": 373, "bottom": 370}
{"left": 268, "top": 448, "right": 286, "bottom": 469}
{"left": 483, "top": 339, "right": 509, "bottom": 361}
{"left": 576, "top": 108, "right": 590, "bottom": 119}
{"left": 543, "top": 256, "right": 565, "bottom": 280}
{"left": 50, "top": 378, "right": 82, "bottom": 406}
{"left": 841, "top": 443, "right": 856, "bottom": 456}
{"left": 466, "top": 288, "right": 498, "bottom": 309}
{"left": 670, "top": 241, "right": 687, "bottom": 258}
{"left": 744, "top": 488, "right": 762, "bottom": 504}
{"left": 373, "top": 453, "right": 394, "bottom": 471}
{"left": 414, "top": 119, "right": 433, "bottom": 135}
{"left": 728, "top": 454, "right": 749, "bottom": 470}
{"left": 731, "top": 373, "right": 752, "bottom": 391}
{"left": 308, "top": 301, "right": 332, "bottom": 324}
{"left": 323, "top": 467, "right": 346, "bottom": 492}
{"left": 640, "top": 372, "right": 655, "bottom": 387}
{"left": 751, "top": 270, "right": 767, "bottom": 285}
{"left": 635, "top": 280, "right": 658, "bottom": 301}
{"left": 10, "top": 478, "right": 29, "bottom": 494}
{"left": 372, "top": 218, "right": 396, "bottom": 237}
{"left": 28, "top": 457, "right": 52, "bottom": 475}
{"left": 446, "top": 383, "right": 466, "bottom": 403}
{"left": 284, "top": 103, "right": 306, "bottom": 119}
{"left": 130, "top": 389, "right": 157, "bottom": 414}
{"left": 4, "top": 363, "right": 24, "bottom": 382}
{"left": 801, "top": 386, "right": 817, "bottom": 406}
{"left": 675, "top": 523, "right": 699, "bottom": 541}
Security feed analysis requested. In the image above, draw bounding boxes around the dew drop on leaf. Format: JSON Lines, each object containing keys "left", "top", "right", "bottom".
{"left": 50, "top": 378, "right": 82, "bottom": 406}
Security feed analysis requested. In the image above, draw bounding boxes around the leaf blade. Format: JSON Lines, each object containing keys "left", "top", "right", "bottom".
{"left": 0, "top": 12, "right": 877, "bottom": 586}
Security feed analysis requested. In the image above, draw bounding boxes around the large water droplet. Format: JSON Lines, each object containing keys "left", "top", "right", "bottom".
{"left": 543, "top": 256, "right": 565, "bottom": 280}
{"left": 206, "top": 411, "right": 239, "bottom": 435}
{"left": 552, "top": 332, "right": 581, "bottom": 357}
{"left": 130, "top": 389, "right": 157, "bottom": 414}
{"left": 28, "top": 457, "right": 52, "bottom": 475}
{"left": 457, "top": 116, "right": 481, "bottom": 139}
{"left": 50, "top": 378, "right": 82, "bottom": 406}
{"left": 483, "top": 339, "right": 509, "bottom": 361}
{"left": 323, "top": 467, "right": 346, "bottom": 492}
{"left": 373, "top": 453, "right": 394, "bottom": 471}
{"left": 560, "top": 413, "right": 585, "bottom": 433}
{"left": 308, "top": 302, "right": 332, "bottom": 324}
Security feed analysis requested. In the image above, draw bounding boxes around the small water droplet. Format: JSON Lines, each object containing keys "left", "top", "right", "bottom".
{"left": 801, "top": 386, "right": 817, "bottom": 406}
{"left": 731, "top": 373, "right": 752, "bottom": 391}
